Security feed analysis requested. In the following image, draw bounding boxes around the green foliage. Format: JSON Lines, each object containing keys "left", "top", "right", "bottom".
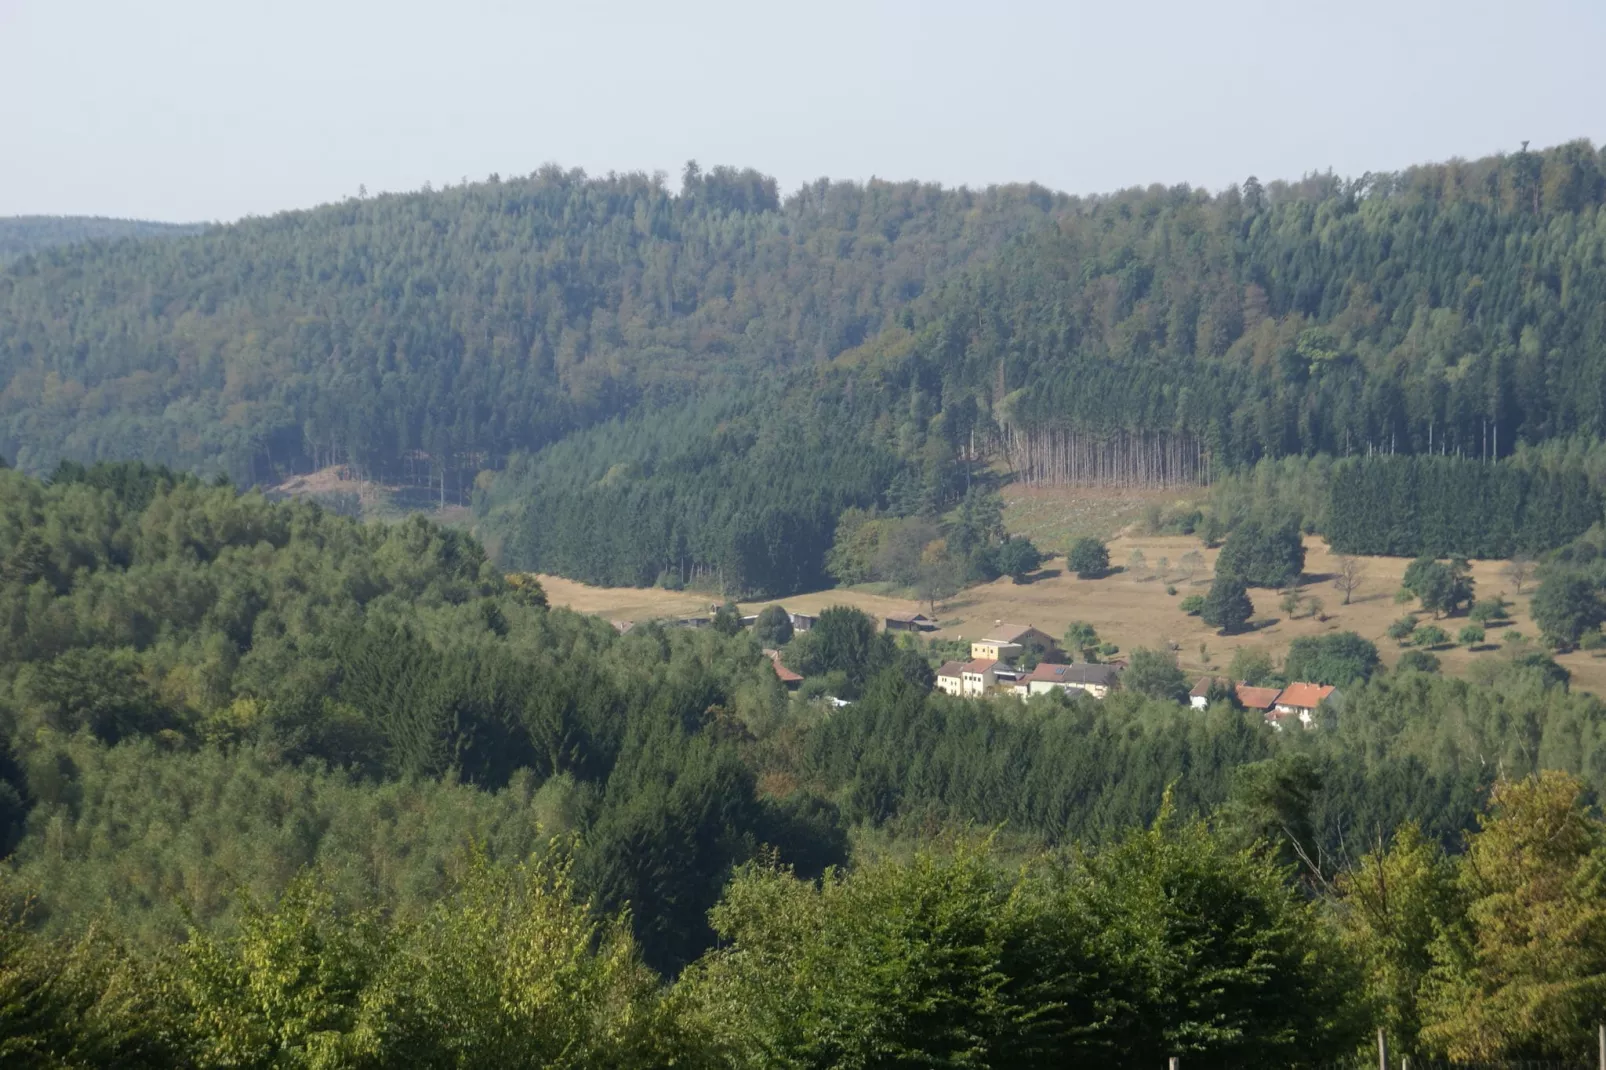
{"left": 711, "top": 601, "right": 743, "bottom": 636}
{"left": 995, "top": 535, "right": 1043, "bottom": 583}
{"left": 1179, "top": 594, "right": 1205, "bottom": 615}
{"left": 752, "top": 605, "right": 793, "bottom": 646}
{"left": 1388, "top": 617, "right": 1419, "bottom": 642}
{"left": 1395, "top": 649, "right": 1442, "bottom": 674}
{"left": 1282, "top": 632, "right": 1380, "bottom": 686}
{"left": 1468, "top": 597, "right": 1509, "bottom": 625}
{"left": 1215, "top": 518, "right": 1305, "bottom": 588}
{"left": 1122, "top": 648, "right": 1190, "bottom": 702}
{"left": 1067, "top": 537, "right": 1110, "bottom": 579}
{"left": 1201, "top": 573, "right": 1253, "bottom": 633}
{"left": 1062, "top": 620, "right": 1101, "bottom": 661}
{"left": 1401, "top": 556, "right": 1476, "bottom": 618}
{"left": 684, "top": 824, "right": 1363, "bottom": 1068}
{"left": 1420, "top": 773, "right": 1606, "bottom": 1061}
{"left": 1530, "top": 570, "right": 1605, "bottom": 647}
{"left": 1458, "top": 624, "right": 1486, "bottom": 647}
{"left": 1228, "top": 647, "right": 1277, "bottom": 686}
{"left": 2, "top": 171, "right": 1062, "bottom": 481}
{"left": 1336, "top": 824, "right": 1460, "bottom": 1056}
{"left": 1412, "top": 624, "right": 1450, "bottom": 649}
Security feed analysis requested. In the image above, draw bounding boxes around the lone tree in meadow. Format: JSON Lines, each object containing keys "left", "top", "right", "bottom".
{"left": 1501, "top": 555, "right": 1535, "bottom": 595}
{"left": 1202, "top": 574, "right": 1254, "bottom": 634}
{"left": 1067, "top": 538, "right": 1109, "bottom": 579}
{"left": 996, "top": 537, "right": 1043, "bottom": 584}
{"left": 1333, "top": 556, "right": 1366, "bottom": 605}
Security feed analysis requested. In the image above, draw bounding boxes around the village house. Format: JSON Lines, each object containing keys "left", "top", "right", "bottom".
{"left": 1235, "top": 684, "right": 1282, "bottom": 714}
{"left": 885, "top": 612, "right": 938, "bottom": 633}
{"left": 969, "top": 623, "right": 1057, "bottom": 664}
{"left": 934, "top": 661, "right": 966, "bottom": 697}
{"left": 1035, "top": 662, "right": 1121, "bottom": 698}
{"left": 960, "top": 658, "right": 998, "bottom": 697}
{"left": 766, "top": 651, "right": 803, "bottom": 691}
{"left": 789, "top": 612, "right": 817, "bottom": 633}
{"left": 1016, "top": 662, "right": 1097, "bottom": 699}
{"left": 1188, "top": 676, "right": 1230, "bottom": 709}
{"left": 1269, "top": 682, "right": 1338, "bottom": 730}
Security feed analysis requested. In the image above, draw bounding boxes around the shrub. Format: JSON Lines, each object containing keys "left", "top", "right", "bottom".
{"left": 1457, "top": 625, "right": 1485, "bottom": 648}
{"left": 1412, "top": 625, "right": 1449, "bottom": 649}
{"left": 1387, "top": 617, "right": 1417, "bottom": 642}
{"left": 1067, "top": 538, "right": 1110, "bottom": 579}
{"left": 1180, "top": 595, "right": 1205, "bottom": 616}
{"left": 1396, "top": 649, "right": 1441, "bottom": 674}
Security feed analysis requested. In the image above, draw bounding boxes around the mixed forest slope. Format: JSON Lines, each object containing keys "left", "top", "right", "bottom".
{"left": 0, "top": 167, "right": 1069, "bottom": 484}
{"left": 6, "top": 143, "right": 1606, "bottom": 596}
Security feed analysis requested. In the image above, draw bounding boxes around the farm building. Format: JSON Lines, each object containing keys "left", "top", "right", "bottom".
{"left": 960, "top": 659, "right": 998, "bottom": 697}
{"left": 935, "top": 661, "right": 966, "bottom": 697}
{"left": 1270, "top": 683, "right": 1339, "bottom": 730}
{"left": 970, "top": 623, "right": 1056, "bottom": 663}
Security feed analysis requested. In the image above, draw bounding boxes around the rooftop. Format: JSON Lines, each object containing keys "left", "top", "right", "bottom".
{"left": 1026, "top": 662, "right": 1119, "bottom": 686}
{"left": 1277, "top": 682, "right": 1337, "bottom": 709}
{"left": 1235, "top": 684, "right": 1283, "bottom": 710}
{"left": 935, "top": 661, "right": 967, "bottom": 679}
{"left": 962, "top": 658, "right": 999, "bottom": 674}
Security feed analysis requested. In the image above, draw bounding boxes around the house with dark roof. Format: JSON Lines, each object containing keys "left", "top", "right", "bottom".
{"left": 1019, "top": 662, "right": 1120, "bottom": 699}
{"left": 885, "top": 612, "right": 938, "bottom": 633}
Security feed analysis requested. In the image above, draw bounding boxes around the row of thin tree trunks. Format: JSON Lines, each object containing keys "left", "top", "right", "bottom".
{"left": 1001, "top": 427, "right": 1210, "bottom": 488}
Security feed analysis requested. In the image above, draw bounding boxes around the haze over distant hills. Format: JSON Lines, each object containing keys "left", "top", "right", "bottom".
{"left": 0, "top": 215, "right": 205, "bottom": 264}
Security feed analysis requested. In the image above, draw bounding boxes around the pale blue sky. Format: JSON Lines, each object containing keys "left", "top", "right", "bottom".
{"left": 3, "top": 0, "right": 1603, "bottom": 222}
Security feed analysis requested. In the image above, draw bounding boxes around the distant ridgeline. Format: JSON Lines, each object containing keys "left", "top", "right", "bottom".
{"left": 0, "top": 215, "right": 205, "bottom": 264}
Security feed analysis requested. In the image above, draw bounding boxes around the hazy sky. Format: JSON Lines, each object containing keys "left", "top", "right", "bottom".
{"left": 3, "top": 0, "right": 1603, "bottom": 222}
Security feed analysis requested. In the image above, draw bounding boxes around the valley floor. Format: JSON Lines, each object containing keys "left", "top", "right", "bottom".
{"left": 536, "top": 533, "right": 1606, "bottom": 697}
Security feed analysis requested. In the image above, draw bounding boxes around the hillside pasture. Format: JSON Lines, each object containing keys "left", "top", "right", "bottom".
{"left": 535, "top": 534, "right": 1606, "bottom": 696}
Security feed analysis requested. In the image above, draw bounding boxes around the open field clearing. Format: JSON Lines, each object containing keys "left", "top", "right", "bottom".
{"left": 537, "top": 533, "right": 1606, "bottom": 697}
{"left": 998, "top": 483, "right": 1189, "bottom": 552}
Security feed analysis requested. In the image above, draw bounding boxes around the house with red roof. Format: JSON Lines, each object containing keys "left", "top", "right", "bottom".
{"left": 767, "top": 652, "right": 804, "bottom": 691}
{"left": 961, "top": 658, "right": 998, "bottom": 697}
{"left": 1270, "top": 682, "right": 1338, "bottom": 729}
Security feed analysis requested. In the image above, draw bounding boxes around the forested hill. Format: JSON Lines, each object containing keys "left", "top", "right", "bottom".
{"left": 928, "top": 140, "right": 1606, "bottom": 471}
{"left": 0, "top": 216, "right": 205, "bottom": 264}
{"left": 7, "top": 142, "right": 1606, "bottom": 593}
{"left": 0, "top": 166, "right": 1070, "bottom": 484}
